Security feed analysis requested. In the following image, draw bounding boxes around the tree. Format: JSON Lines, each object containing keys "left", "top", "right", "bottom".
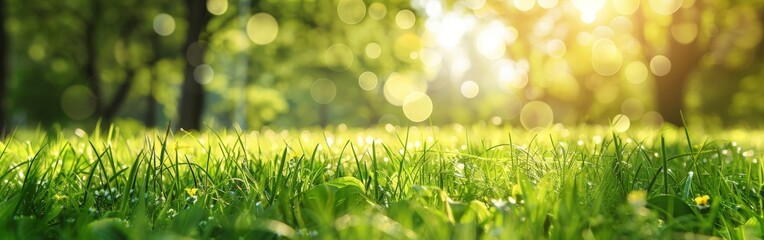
{"left": 471, "top": 0, "right": 764, "bottom": 126}
{"left": 177, "top": 0, "right": 212, "bottom": 130}
{"left": 0, "top": 0, "right": 7, "bottom": 134}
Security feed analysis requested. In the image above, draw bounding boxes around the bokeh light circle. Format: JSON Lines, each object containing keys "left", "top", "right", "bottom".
{"left": 61, "top": 85, "right": 97, "bottom": 120}
{"left": 650, "top": 55, "right": 672, "bottom": 77}
{"left": 476, "top": 30, "right": 506, "bottom": 60}
{"left": 193, "top": 64, "right": 214, "bottom": 85}
{"left": 365, "top": 43, "right": 381, "bottom": 59}
{"left": 207, "top": 0, "right": 228, "bottom": 15}
{"left": 246, "top": 13, "right": 279, "bottom": 45}
{"left": 591, "top": 38, "right": 622, "bottom": 76}
{"left": 648, "top": 0, "right": 683, "bottom": 15}
{"left": 460, "top": 81, "right": 480, "bottom": 98}
{"left": 520, "top": 101, "right": 554, "bottom": 130}
{"left": 613, "top": 0, "right": 639, "bottom": 15}
{"left": 337, "top": 0, "right": 366, "bottom": 24}
{"left": 621, "top": 98, "right": 645, "bottom": 119}
{"left": 513, "top": 0, "right": 535, "bottom": 11}
{"left": 402, "top": 92, "right": 433, "bottom": 122}
{"left": 186, "top": 41, "right": 208, "bottom": 67}
{"left": 671, "top": 23, "right": 698, "bottom": 44}
{"left": 311, "top": 78, "right": 337, "bottom": 104}
{"left": 624, "top": 61, "right": 648, "bottom": 84}
{"left": 612, "top": 114, "right": 631, "bottom": 133}
{"left": 358, "top": 71, "right": 378, "bottom": 91}
{"left": 395, "top": 10, "right": 416, "bottom": 30}
{"left": 153, "top": 13, "right": 176, "bottom": 36}
{"left": 368, "top": 3, "right": 387, "bottom": 20}
{"left": 325, "top": 44, "right": 354, "bottom": 71}
{"left": 642, "top": 111, "right": 664, "bottom": 128}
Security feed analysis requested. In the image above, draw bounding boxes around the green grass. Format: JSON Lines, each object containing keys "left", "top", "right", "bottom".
{"left": 0, "top": 124, "right": 763, "bottom": 239}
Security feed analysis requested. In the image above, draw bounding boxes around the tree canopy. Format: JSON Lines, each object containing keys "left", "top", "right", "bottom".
{"left": 2, "top": 0, "right": 763, "bottom": 130}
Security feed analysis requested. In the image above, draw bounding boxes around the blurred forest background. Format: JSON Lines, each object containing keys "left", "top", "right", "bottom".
{"left": 1, "top": 0, "right": 763, "bottom": 131}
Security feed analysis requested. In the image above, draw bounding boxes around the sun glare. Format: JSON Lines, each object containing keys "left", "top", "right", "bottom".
{"left": 572, "top": 0, "right": 606, "bottom": 23}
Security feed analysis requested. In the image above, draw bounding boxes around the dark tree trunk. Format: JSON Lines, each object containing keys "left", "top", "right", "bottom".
{"left": 653, "top": 9, "right": 704, "bottom": 127}
{"left": 101, "top": 14, "right": 141, "bottom": 126}
{"left": 145, "top": 37, "right": 162, "bottom": 128}
{"left": 177, "top": 0, "right": 211, "bottom": 130}
{"left": 0, "top": 2, "right": 7, "bottom": 135}
{"left": 84, "top": 0, "right": 103, "bottom": 117}
{"left": 101, "top": 70, "right": 135, "bottom": 125}
{"left": 146, "top": 74, "right": 157, "bottom": 128}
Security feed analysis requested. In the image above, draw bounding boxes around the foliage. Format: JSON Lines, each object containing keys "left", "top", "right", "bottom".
{"left": 5, "top": 0, "right": 764, "bottom": 129}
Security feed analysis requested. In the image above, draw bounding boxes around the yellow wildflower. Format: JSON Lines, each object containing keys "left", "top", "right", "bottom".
{"left": 694, "top": 195, "right": 710, "bottom": 206}
{"left": 627, "top": 190, "right": 647, "bottom": 208}
{"left": 53, "top": 193, "right": 68, "bottom": 201}
{"left": 185, "top": 188, "right": 198, "bottom": 197}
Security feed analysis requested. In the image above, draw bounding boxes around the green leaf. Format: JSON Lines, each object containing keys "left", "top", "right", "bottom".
{"left": 302, "top": 177, "right": 373, "bottom": 218}
{"left": 85, "top": 218, "right": 130, "bottom": 240}
{"left": 171, "top": 206, "right": 207, "bottom": 237}
{"left": 646, "top": 194, "right": 696, "bottom": 219}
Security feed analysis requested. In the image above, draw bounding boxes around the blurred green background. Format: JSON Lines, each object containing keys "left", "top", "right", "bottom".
{"left": 1, "top": 0, "right": 763, "bottom": 131}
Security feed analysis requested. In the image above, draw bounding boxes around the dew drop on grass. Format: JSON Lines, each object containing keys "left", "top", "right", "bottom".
{"left": 743, "top": 150, "right": 754, "bottom": 157}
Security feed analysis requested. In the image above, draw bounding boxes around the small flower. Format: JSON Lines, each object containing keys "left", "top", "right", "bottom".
{"left": 627, "top": 190, "right": 647, "bottom": 208}
{"left": 53, "top": 193, "right": 68, "bottom": 201}
{"left": 185, "top": 188, "right": 198, "bottom": 197}
{"left": 695, "top": 195, "right": 710, "bottom": 207}
{"left": 167, "top": 208, "right": 177, "bottom": 218}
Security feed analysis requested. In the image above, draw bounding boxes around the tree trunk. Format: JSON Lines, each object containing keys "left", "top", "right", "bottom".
{"left": 146, "top": 37, "right": 162, "bottom": 128}
{"left": 101, "top": 70, "right": 135, "bottom": 125}
{"left": 0, "top": 2, "right": 7, "bottom": 135}
{"left": 653, "top": 10, "right": 704, "bottom": 127}
{"left": 146, "top": 73, "right": 157, "bottom": 128}
{"left": 84, "top": 0, "right": 103, "bottom": 117}
{"left": 177, "top": 0, "right": 211, "bottom": 130}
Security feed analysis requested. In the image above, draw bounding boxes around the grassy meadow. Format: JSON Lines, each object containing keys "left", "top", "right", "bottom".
{"left": 0, "top": 123, "right": 762, "bottom": 239}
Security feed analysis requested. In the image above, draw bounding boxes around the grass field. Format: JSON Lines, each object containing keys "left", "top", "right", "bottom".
{"left": 0, "top": 123, "right": 762, "bottom": 239}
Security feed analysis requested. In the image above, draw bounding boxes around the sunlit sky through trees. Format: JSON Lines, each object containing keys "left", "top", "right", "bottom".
{"left": 6, "top": 0, "right": 764, "bottom": 129}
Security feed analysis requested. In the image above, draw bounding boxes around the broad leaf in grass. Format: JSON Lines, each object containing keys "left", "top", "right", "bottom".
{"left": 449, "top": 200, "right": 491, "bottom": 223}
{"left": 646, "top": 194, "right": 701, "bottom": 231}
{"left": 387, "top": 200, "right": 450, "bottom": 239}
{"left": 646, "top": 194, "right": 696, "bottom": 219}
{"left": 171, "top": 206, "right": 207, "bottom": 237}
{"left": 302, "top": 177, "right": 373, "bottom": 218}
{"left": 85, "top": 218, "right": 130, "bottom": 240}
